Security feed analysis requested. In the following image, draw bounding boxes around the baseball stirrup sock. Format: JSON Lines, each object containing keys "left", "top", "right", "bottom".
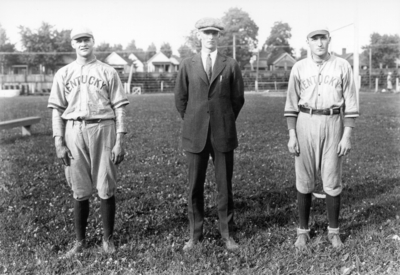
{"left": 297, "top": 192, "right": 312, "bottom": 229}
{"left": 326, "top": 194, "right": 341, "bottom": 228}
{"left": 74, "top": 199, "right": 89, "bottom": 241}
{"left": 101, "top": 196, "right": 116, "bottom": 240}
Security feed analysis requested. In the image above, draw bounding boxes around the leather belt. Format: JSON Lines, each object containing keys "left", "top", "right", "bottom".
{"left": 72, "top": 118, "right": 114, "bottom": 124}
{"left": 300, "top": 106, "right": 340, "bottom": 116}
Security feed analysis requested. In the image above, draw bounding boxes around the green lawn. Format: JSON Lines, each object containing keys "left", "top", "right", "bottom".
{"left": 0, "top": 92, "right": 399, "bottom": 274}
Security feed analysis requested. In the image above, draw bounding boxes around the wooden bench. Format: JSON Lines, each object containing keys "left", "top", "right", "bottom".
{"left": 0, "top": 116, "right": 41, "bottom": 136}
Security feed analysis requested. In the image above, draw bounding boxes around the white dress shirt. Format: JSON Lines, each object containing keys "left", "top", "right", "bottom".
{"left": 201, "top": 49, "right": 218, "bottom": 72}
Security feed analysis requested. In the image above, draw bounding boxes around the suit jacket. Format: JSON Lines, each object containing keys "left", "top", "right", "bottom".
{"left": 174, "top": 52, "right": 245, "bottom": 153}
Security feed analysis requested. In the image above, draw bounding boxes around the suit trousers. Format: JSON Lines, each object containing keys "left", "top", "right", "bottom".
{"left": 185, "top": 129, "right": 234, "bottom": 241}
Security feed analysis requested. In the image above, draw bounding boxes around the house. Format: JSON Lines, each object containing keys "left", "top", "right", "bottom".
{"left": 333, "top": 48, "right": 368, "bottom": 69}
{"left": 147, "top": 52, "right": 179, "bottom": 73}
{"left": 127, "top": 53, "right": 145, "bottom": 72}
{"left": 102, "top": 52, "right": 130, "bottom": 74}
{"left": 245, "top": 49, "right": 296, "bottom": 71}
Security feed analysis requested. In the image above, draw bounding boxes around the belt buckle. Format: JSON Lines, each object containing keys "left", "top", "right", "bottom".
{"left": 309, "top": 107, "right": 313, "bottom": 116}
{"left": 330, "top": 108, "right": 333, "bottom": 117}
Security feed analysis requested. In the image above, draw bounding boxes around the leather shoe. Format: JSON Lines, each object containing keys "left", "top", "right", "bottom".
{"left": 224, "top": 237, "right": 239, "bottom": 251}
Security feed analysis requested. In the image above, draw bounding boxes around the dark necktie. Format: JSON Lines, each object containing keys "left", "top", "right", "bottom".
{"left": 206, "top": 54, "right": 212, "bottom": 81}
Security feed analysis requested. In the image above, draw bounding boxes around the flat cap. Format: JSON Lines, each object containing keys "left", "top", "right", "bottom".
{"left": 195, "top": 17, "right": 224, "bottom": 32}
{"left": 71, "top": 27, "right": 94, "bottom": 40}
{"left": 307, "top": 27, "right": 329, "bottom": 38}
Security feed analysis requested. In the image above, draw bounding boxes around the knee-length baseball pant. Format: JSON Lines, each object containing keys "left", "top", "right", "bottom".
{"left": 64, "top": 120, "right": 117, "bottom": 201}
{"left": 295, "top": 112, "right": 343, "bottom": 197}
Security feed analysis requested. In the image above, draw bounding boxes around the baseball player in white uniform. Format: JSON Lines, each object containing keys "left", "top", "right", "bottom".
{"left": 284, "top": 27, "right": 359, "bottom": 249}
{"left": 48, "top": 27, "right": 129, "bottom": 257}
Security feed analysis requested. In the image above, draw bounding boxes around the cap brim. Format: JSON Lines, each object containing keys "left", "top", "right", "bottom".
{"left": 307, "top": 30, "right": 329, "bottom": 38}
{"left": 198, "top": 27, "right": 222, "bottom": 32}
{"left": 72, "top": 33, "right": 93, "bottom": 40}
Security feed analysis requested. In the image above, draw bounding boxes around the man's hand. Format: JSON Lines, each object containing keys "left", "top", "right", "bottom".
{"left": 288, "top": 129, "right": 300, "bottom": 156}
{"left": 337, "top": 127, "right": 353, "bottom": 157}
{"left": 55, "top": 136, "right": 73, "bottom": 166}
{"left": 111, "top": 133, "right": 125, "bottom": 165}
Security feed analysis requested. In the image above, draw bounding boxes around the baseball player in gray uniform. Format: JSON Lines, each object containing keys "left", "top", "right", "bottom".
{"left": 48, "top": 27, "right": 129, "bottom": 257}
{"left": 284, "top": 27, "right": 359, "bottom": 249}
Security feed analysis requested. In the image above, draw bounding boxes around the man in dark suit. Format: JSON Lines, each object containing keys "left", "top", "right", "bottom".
{"left": 174, "top": 17, "right": 245, "bottom": 251}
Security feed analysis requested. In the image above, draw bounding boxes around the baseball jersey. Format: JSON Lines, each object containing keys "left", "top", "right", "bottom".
{"left": 284, "top": 55, "right": 359, "bottom": 118}
{"left": 48, "top": 58, "right": 129, "bottom": 122}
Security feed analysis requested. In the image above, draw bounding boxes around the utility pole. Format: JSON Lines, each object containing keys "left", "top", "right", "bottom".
{"left": 256, "top": 50, "right": 259, "bottom": 92}
{"left": 353, "top": 0, "right": 360, "bottom": 110}
{"left": 233, "top": 33, "right": 236, "bottom": 60}
{"left": 369, "top": 47, "right": 372, "bottom": 90}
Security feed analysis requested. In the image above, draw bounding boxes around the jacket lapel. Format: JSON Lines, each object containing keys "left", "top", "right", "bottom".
{"left": 210, "top": 53, "right": 226, "bottom": 85}
{"left": 192, "top": 53, "right": 209, "bottom": 85}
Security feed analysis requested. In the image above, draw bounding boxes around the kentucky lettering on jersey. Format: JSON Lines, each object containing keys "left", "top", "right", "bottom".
{"left": 48, "top": 58, "right": 129, "bottom": 121}
{"left": 284, "top": 55, "right": 359, "bottom": 118}
{"left": 66, "top": 75, "right": 107, "bottom": 92}
{"left": 301, "top": 74, "right": 340, "bottom": 90}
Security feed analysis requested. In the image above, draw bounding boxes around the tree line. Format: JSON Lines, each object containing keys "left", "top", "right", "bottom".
{"left": 0, "top": 7, "right": 399, "bottom": 73}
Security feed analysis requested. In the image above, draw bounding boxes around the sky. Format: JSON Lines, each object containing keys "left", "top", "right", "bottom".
{"left": 0, "top": 0, "right": 399, "bottom": 57}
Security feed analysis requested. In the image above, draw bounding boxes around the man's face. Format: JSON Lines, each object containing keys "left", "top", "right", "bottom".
{"left": 307, "top": 34, "right": 330, "bottom": 57}
{"left": 197, "top": 30, "right": 220, "bottom": 51}
{"left": 71, "top": 37, "right": 95, "bottom": 58}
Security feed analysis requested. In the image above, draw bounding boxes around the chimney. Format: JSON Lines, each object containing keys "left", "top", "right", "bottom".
{"left": 342, "top": 48, "right": 346, "bottom": 55}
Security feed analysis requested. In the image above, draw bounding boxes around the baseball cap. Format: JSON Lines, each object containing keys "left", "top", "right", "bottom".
{"left": 70, "top": 27, "right": 94, "bottom": 40}
{"left": 195, "top": 17, "right": 224, "bottom": 32}
{"left": 307, "top": 27, "right": 329, "bottom": 39}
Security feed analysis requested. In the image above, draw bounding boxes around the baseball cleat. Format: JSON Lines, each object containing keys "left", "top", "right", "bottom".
{"left": 102, "top": 237, "right": 116, "bottom": 254}
{"left": 183, "top": 239, "right": 197, "bottom": 252}
{"left": 327, "top": 227, "right": 343, "bottom": 248}
{"left": 64, "top": 240, "right": 86, "bottom": 258}
{"left": 295, "top": 228, "right": 310, "bottom": 250}
{"left": 224, "top": 237, "right": 239, "bottom": 251}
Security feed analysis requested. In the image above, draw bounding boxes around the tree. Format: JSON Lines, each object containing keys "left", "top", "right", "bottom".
{"left": 96, "top": 42, "right": 123, "bottom": 52}
{"left": 178, "top": 44, "right": 195, "bottom": 59}
{"left": 263, "top": 21, "right": 294, "bottom": 57}
{"left": 147, "top": 43, "right": 157, "bottom": 59}
{"left": 299, "top": 47, "right": 307, "bottom": 60}
{"left": 362, "top": 33, "right": 400, "bottom": 68}
{"left": 19, "top": 22, "right": 73, "bottom": 72}
{"left": 185, "top": 29, "right": 201, "bottom": 53}
{"left": 219, "top": 8, "right": 259, "bottom": 69}
{"left": 125, "top": 39, "right": 137, "bottom": 52}
{"left": 0, "top": 24, "right": 17, "bottom": 74}
{"left": 160, "top": 42, "right": 172, "bottom": 58}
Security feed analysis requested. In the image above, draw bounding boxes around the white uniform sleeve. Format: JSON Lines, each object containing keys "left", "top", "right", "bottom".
{"left": 342, "top": 62, "right": 359, "bottom": 118}
{"left": 109, "top": 70, "right": 129, "bottom": 109}
{"left": 284, "top": 64, "right": 301, "bottom": 117}
{"left": 48, "top": 70, "right": 68, "bottom": 112}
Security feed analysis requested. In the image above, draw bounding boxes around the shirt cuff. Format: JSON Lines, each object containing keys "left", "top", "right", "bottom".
{"left": 287, "top": 116, "right": 297, "bottom": 130}
{"left": 344, "top": 117, "right": 356, "bottom": 128}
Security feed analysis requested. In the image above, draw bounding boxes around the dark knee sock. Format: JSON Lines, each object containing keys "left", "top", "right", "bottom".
{"left": 74, "top": 199, "right": 89, "bottom": 241}
{"left": 297, "top": 192, "right": 312, "bottom": 229}
{"left": 101, "top": 196, "right": 116, "bottom": 241}
{"left": 326, "top": 194, "right": 341, "bottom": 228}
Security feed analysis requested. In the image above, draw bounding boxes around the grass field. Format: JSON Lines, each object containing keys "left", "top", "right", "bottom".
{"left": 0, "top": 92, "right": 399, "bottom": 274}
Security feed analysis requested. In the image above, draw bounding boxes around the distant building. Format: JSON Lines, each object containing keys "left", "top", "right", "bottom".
{"left": 245, "top": 49, "right": 296, "bottom": 71}
{"left": 332, "top": 48, "right": 368, "bottom": 69}
{"left": 146, "top": 52, "right": 180, "bottom": 73}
